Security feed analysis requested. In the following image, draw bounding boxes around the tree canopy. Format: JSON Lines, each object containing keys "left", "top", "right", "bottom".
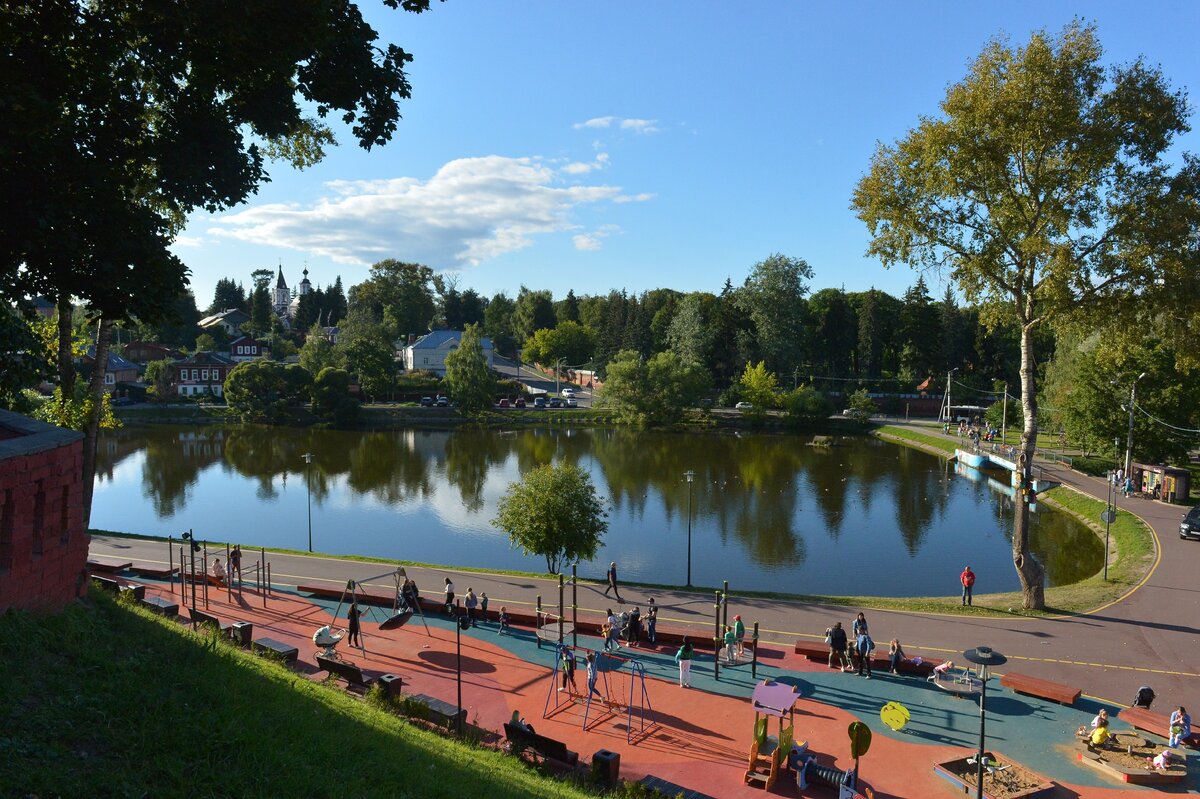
{"left": 852, "top": 21, "right": 1199, "bottom": 608}
{"left": 492, "top": 462, "right": 608, "bottom": 574}
{"left": 601, "top": 349, "right": 710, "bottom": 427}
{"left": 443, "top": 323, "right": 495, "bottom": 415}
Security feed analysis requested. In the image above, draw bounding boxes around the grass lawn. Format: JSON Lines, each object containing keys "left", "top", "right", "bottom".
{"left": 0, "top": 592, "right": 602, "bottom": 798}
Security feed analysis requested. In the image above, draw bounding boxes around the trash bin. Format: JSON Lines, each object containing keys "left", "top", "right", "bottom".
{"left": 592, "top": 749, "right": 620, "bottom": 787}
{"left": 230, "top": 621, "right": 253, "bottom": 647}
{"left": 379, "top": 673, "right": 404, "bottom": 698}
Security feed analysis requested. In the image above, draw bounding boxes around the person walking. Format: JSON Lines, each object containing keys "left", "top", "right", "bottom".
{"left": 464, "top": 588, "right": 478, "bottom": 626}
{"left": 850, "top": 613, "right": 868, "bottom": 671}
{"left": 443, "top": 577, "right": 455, "bottom": 614}
{"left": 603, "top": 561, "right": 622, "bottom": 602}
{"left": 960, "top": 566, "right": 976, "bottom": 606}
{"left": 1169, "top": 706, "right": 1191, "bottom": 748}
{"left": 645, "top": 598, "right": 658, "bottom": 645}
{"left": 855, "top": 630, "right": 875, "bottom": 678}
{"left": 734, "top": 615, "right": 746, "bottom": 659}
{"left": 604, "top": 609, "right": 621, "bottom": 652}
{"left": 479, "top": 592, "right": 489, "bottom": 624}
{"left": 229, "top": 544, "right": 242, "bottom": 584}
{"left": 675, "top": 636, "right": 694, "bottom": 687}
{"left": 723, "top": 626, "right": 737, "bottom": 664}
{"left": 347, "top": 600, "right": 361, "bottom": 647}
{"left": 827, "top": 622, "right": 851, "bottom": 671}
{"left": 497, "top": 606, "right": 510, "bottom": 635}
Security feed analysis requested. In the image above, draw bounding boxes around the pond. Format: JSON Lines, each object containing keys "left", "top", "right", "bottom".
{"left": 92, "top": 425, "right": 1102, "bottom": 596}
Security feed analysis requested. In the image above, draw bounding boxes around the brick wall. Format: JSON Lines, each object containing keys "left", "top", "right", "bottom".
{"left": 0, "top": 410, "right": 87, "bottom": 612}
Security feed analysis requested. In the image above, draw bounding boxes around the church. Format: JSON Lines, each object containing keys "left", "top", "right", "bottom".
{"left": 272, "top": 265, "right": 312, "bottom": 328}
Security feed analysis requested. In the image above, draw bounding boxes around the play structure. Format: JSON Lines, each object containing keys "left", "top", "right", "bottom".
{"left": 535, "top": 609, "right": 573, "bottom": 649}
{"left": 313, "top": 570, "right": 430, "bottom": 659}
{"left": 543, "top": 643, "right": 656, "bottom": 743}
{"left": 745, "top": 680, "right": 803, "bottom": 789}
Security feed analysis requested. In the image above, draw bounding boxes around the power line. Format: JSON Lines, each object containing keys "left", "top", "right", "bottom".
{"left": 1134, "top": 402, "right": 1200, "bottom": 437}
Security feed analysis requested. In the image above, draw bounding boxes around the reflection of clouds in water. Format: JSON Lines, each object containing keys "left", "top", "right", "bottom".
{"left": 95, "top": 452, "right": 145, "bottom": 487}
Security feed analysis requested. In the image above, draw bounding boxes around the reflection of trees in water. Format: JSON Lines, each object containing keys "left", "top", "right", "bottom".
{"left": 591, "top": 430, "right": 806, "bottom": 568}
{"left": 137, "top": 427, "right": 227, "bottom": 517}
{"left": 345, "top": 431, "right": 432, "bottom": 505}
{"left": 889, "top": 448, "right": 943, "bottom": 557}
{"left": 1000, "top": 499, "right": 1103, "bottom": 586}
{"left": 442, "top": 429, "right": 509, "bottom": 512}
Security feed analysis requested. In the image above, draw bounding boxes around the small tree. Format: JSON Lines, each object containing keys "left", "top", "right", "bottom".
{"left": 600, "top": 349, "right": 710, "bottom": 426}
{"left": 144, "top": 359, "right": 174, "bottom": 401}
{"left": 312, "top": 367, "right": 360, "bottom": 426}
{"left": 492, "top": 463, "right": 608, "bottom": 574}
{"left": 844, "top": 388, "right": 875, "bottom": 425}
{"left": 443, "top": 323, "right": 495, "bottom": 415}
{"left": 299, "top": 332, "right": 341, "bottom": 376}
{"left": 194, "top": 333, "right": 217, "bottom": 353}
{"left": 738, "top": 361, "right": 780, "bottom": 413}
{"left": 782, "top": 385, "right": 831, "bottom": 425}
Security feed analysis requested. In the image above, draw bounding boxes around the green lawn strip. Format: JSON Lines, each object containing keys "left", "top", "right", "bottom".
{"left": 874, "top": 425, "right": 958, "bottom": 456}
{"left": 0, "top": 592, "right": 593, "bottom": 798}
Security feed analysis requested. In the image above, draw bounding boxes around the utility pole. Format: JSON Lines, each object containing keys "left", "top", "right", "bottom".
{"left": 1123, "top": 372, "right": 1147, "bottom": 477}
{"left": 943, "top": 368, "right": 957, "bottom": 423}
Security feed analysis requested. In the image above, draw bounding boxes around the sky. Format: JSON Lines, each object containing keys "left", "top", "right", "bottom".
{"left": 174, "top": 1, "right": 1200, "bottom": 310}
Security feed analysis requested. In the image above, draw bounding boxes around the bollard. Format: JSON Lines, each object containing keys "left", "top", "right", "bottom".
{"left": 168, "top": 537, "right": 175, "bottom": 596}
{"left": 558, "top": 575, "right": 565, "bottom": 645}
{"left": 713, "top": 590, "right": 722, "bottom": 680}
{"left": 571, "top": 564, "right": 578, "bottom": 649}
{"left": 751, "top": 622, "right": 760, "bottom": 678}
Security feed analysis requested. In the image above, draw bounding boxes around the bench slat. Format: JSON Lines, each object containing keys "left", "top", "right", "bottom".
{"left": 1000, "top": 672, "right": 1080, "bottom": 705}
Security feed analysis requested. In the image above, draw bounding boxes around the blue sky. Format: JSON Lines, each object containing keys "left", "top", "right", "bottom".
{"left": 175, "top": 1, "right": 1200, "bottom": 309}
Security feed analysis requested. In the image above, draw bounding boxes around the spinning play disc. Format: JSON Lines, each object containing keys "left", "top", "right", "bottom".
{"left": 380, "top": 608, "right": 413, "bottom": 630}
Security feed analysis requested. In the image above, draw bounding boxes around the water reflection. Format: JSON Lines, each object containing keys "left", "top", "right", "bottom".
{"left": 93, "top": 425, "right": 1101, "bottom": 595}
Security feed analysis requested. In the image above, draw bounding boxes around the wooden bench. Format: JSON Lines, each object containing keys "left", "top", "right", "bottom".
{"left": 503, "top": 722, "right": 579, "bottom": 767}
{"left": 190, "top": 607, "right": 233, "bottom": 636}
{"left": 793, "top": 640, "right": 940, "bottom": 676}
{"left": 410, "top": 693, "right": 466, "bottom": 731}
{"left": 130, "top": 563, "right": 179, "bottom": 579}
{"left": 87, "top": 558, "right": 132, "bottom": 573}
{"left": 1120, "top": 707, "right": 1200, "bottom": 749}
{"left": 90, "top": 574, "right": 122, "bottom": 593}
{"left": 251, "top": 637, "right": 298, "bottom": 662}
{"left": 316, "top": 654, "right": 380, "bottom": 693}
{"left": 140, "top": 595, "right": 179, "bottom": 617}
{"left": 639, "top": 774, "right": 717, "bottom": 799}
{"left": 999, "top": 672, "right": 1080, "bottom": 705}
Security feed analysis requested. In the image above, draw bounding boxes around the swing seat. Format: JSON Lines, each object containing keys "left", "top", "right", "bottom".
{"left": 380, "top": 608, "right": 413, "bottom": 630}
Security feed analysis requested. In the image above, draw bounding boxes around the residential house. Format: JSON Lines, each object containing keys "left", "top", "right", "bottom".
{"left": 123, "top": 341, "right": 183, "bottom": 365}
{"left": 172, "top": 352, "right": 236, "bottom": 398}
{"left": 402, "top": 330, "right": 494, "bottom": 376}
{"left": 198, "top": 308, "right": 251, "bottom": 336}
{"left": 229, "top": 335, "right": 269, "bottom": 362}
{"left": 81, "top": 346, "right": 139, "bottom": 393}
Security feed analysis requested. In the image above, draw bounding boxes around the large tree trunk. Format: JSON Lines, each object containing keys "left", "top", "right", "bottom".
{"left": 56, "top": 296, "right": 76, "bottom": 407}
{"left": 80, "top": 317, "right": 113, "bottom": 530}
{"left": 1015, "top": 320, "right": 1046, "bottom": 609}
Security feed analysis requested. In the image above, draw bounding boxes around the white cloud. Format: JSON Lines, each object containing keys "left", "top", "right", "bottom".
{"left": 573, "top": 116, "right": 661, "bottom": 134}
{"left": 172, "top": 235, "right": 204, "bottom": 247}
{"left": 613, "top": 192, "right": 655, "bottom": 203}
{"left": 209, "top": 156, "right": 635, "bottom": 268}
{"left": 561, "top": 152, "right": 610, "bottom": 175}
{"left": 573, "top": 224, "right": 620, "bottom": 251}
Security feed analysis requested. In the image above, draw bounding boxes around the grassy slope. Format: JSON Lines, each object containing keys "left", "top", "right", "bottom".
{"left": 0, "top": 592, "right": 590, "bottom": 799}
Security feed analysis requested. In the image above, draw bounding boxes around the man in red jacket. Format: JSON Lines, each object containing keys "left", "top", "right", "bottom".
{"left": 960, "top": 566, "right": 976, "bottom": 606}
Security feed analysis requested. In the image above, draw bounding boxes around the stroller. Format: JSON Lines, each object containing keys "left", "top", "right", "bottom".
{"left": 312, "top": 625, "right": 345, "bottom": 659}
{"left": 1132, "top": 686, "right": 1156, "bottom": 709}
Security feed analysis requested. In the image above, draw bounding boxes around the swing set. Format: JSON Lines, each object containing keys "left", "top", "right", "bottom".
{"left": 315, "top": 568, "right": 430, "bottom": 660}
{"left": 542, "top": 643, "right": 656, "bottom": 743}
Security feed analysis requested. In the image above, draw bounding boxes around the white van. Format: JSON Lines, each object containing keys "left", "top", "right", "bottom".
{"left": 562, "top": 388, "right": 576, "bottom": 398}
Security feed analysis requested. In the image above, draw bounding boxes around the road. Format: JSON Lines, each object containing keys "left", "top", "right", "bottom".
{"left": 492, "top": 354, "right": 595, "bottom": 408}
{"left": 89, "top": 420, "right": 1198, "bottom": 710}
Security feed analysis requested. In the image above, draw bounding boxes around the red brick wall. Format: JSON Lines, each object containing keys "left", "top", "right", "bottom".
{"left": 0, "top": 411, "right": 88, "bottom": 612}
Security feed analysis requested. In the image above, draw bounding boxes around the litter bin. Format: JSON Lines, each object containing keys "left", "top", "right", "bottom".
{"left": 379, "top": 673, "right": 404, "bottom": 699}
{"left": 230, "top": 621, "right": 253, "bottom": 647}
{"left": 592, "top": 749, "right": 620, "bottom": 787}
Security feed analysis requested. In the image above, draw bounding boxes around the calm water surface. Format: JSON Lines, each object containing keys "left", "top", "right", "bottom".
{"left": 92, "top": 425, "right": 1101, "bottom": 595}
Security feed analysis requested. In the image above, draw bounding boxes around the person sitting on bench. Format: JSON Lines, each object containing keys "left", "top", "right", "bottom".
{"left": 1132, "top": 685, "right": 1156, "bottom": 710}
{"left": 510, "top": 710, "right": 534, "bottom": 734}
{"left": 211, "top": 557, "right": 226, "bottom": 586}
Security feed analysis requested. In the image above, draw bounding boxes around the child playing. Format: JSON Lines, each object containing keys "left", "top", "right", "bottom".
{"left": 723, "top": 625, "right": 737, "bottom": 663}
{"left": 497, "top": 606, "right": 510, "bottom": 635}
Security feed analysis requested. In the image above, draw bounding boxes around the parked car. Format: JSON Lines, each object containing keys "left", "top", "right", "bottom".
{"left": 533, "top": 396, "right": 547, "bottom": 409}
{"left": 1181, "top": 504, "right": 1200, "bottom": 540}
{"left": 565, "top": 397, "right": 577, "bottom": 408}
{"left": 561, "top": 388, "right": 576, "bottom": 398}
{"left": 734, "top": 401, "right": 753, "bottom": 410}
{"left": 436, "top": 395, "right": 448, "bottom": 407}
{"left": 497, "top": 398, "right": 510, "bottom": 408}
{"left": 514, "top": 397, "right": 526, "bottom": 408}
{"left": 548, "top": 397, "right": 563, "bottom": 408}
{"left": 420, "top": 396, "right": 434, "bottom": 407}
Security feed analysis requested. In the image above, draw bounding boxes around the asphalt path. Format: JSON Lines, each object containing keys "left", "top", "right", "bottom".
{"left": 89, "top": 421, "right": 1198, "bottom": 710}
{"left": 492, "top": 354, "right": 594, "bottom": 408}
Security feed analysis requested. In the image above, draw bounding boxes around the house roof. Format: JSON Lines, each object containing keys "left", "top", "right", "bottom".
{"left": 174, "top": 351, "right": 236, "bottom": 366}
{"left": 198, "top": 308, "right": 250, "bottom": 328}
{"left": 84, "top": 346, "right": 137, "bottom": 372}
{"left": 407, "top": 330, "right": 494, "bottom": 350}
{"left": 229, "top": 335, "right": 267, "bottom": 347}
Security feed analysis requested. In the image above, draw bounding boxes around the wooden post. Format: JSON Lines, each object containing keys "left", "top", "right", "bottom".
{"left": 202, "top": 541, "right": 209, "bottom": 609}
{"left": 536, "top": 594, "right": 542, "bottom": 649}
{"left": 558, "top": 574, "right": 565, "bottom": 645}
{"left": 571, "top": 564, "right": 578, "bottom": 649}
{"left": 751, "top": 622, "right": 760, "bottom": 678}
{"left": 225, "top": 542, "right": 231, "bottom": 603}
{"left": 713, "top": 590, "right": 722, "bottom": 680}
{"left": 168, "top": 536, "right": 174, "bottom": 596}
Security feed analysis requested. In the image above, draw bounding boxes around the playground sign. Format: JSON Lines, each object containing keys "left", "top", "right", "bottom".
{"left": 848, "top": 721, "right": 872, "bottom": 758}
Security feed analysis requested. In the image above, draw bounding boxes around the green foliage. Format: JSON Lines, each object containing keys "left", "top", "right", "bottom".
{"left": 33, "top": 385, "right": 120, "bottom": 432}
{"left": 520, "top": 321, "right": 597, "bottom": 367}
{"left": 782, "top": 385, "right": 832, "bottom": 424}
{"left": 844, "top": 389, "right": 875, "bottom": 424}
{"left": 194, "top": 333, "right": 217, "bottom": 353}
{"left": 736, "top": 253, "right": 813, "bottom": 376}
{"left": 600, "top": 349, "right": 710, "bottom": 426}
{"left": 339, "top": 309, "right": 398, "bottom": 401}
{"left": 299, "top": 333, "right": 341, "bottom": 377}
{"left": 492, "top": 462, "right": 608, "bottom": 574}
{"left": 483, "top": 292, "right": 516, "bottom": 357}
{"left": 443, "top": 323, "right": 495, "bottom": 415}
{"left": 224, "top": 360, "right": 311, "bottom": 422}
{"left": 348, "top": 259, "right": 436, "bottom": 341}
{"left": 512, "top": 287, "right": 556, "bottom": 345}
{"left": 311, "top": 367, "right": 360, "bottom": 426}
{"left": 143, "top": 360, "right": 174, "bottom": 401}
{"left": 738, "top": 361, "right": 781, "bottom": 412}
{"left": 984, "top": 397, "right": 1021, "bottom": 430}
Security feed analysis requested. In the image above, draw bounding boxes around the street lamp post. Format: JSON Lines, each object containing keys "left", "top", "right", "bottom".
{"left": 1123, "top": 372, "right": 1147, "bottom": 478}
{"left": 302, "top": 452, "right": 313, "bottom": 552}
{"left": 684, "top": 470, "right": 695, "bottom": 587}
{"left": 963, "top": 646, "right": 1007, "bottom": 799}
